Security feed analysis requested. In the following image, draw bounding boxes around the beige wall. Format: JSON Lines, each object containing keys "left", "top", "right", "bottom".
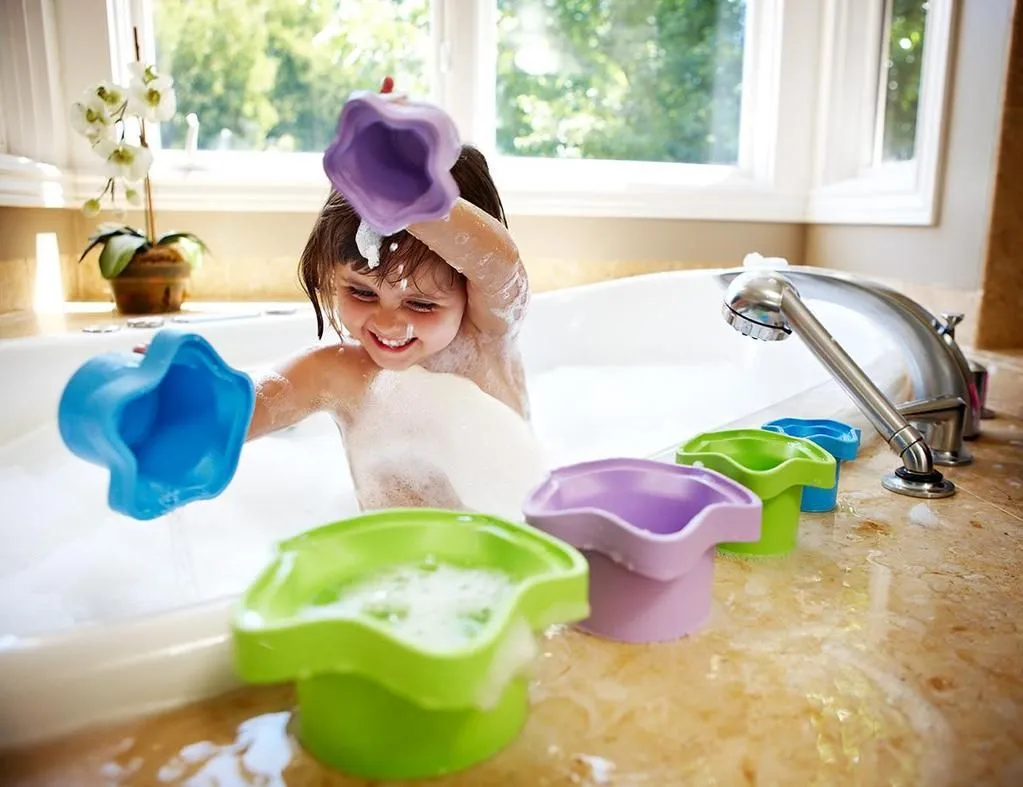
{"left": 806, "top": 0, "right": 1016, "bottom": 291}
{"left": 0, "top": 205, "right": 804, "bottom": 310}
{"left": 0, "top": 207, "right": 79, "bottom": 313}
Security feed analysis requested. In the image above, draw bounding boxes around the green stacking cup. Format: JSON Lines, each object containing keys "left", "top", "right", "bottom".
{"left": 676, "top": 428, "right": 836, "bottom": 556}
{"left": 232, "top": 508, "right": 589, "bottom": 780}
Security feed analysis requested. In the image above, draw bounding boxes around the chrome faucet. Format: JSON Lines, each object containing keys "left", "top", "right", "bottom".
{"left": 720, "top": 267, "right": 956, "bottom": 499}
{"left": 935, "top": 310, "right": 996, "bottom": 420}
{"left": 718, "top": 266, "right": 983, "bottom": 441}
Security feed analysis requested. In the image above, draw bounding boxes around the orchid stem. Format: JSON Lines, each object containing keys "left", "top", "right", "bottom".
{"left": 133, "top": 26, "right": 156, "bottom": 244}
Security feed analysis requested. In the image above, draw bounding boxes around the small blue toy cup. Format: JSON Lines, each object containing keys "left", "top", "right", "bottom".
{"left": 761, "top": 418, "right": 861, "bottom": 513}
{"left": 58, "top": 329, "right": 255, "bottom": 520}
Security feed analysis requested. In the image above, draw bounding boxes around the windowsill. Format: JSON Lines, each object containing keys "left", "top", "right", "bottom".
{"left": 0, "top": 152, "right": 940, "bottom": 225}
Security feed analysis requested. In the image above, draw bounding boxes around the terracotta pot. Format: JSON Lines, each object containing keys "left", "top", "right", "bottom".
{"left": 109, "top": 245, "right": 192, "bottom": 315}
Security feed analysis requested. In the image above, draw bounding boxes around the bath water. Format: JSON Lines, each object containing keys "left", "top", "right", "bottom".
{"left": 0, "top": 359, "right": 773, "bottom": 638}
{"left": 300, "top": 561, "right": 514, "bottom": 651}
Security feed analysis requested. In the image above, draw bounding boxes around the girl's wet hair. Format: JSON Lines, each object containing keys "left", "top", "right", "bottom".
{"left": 299, "top": 144, "right": 508, "bottom": 339}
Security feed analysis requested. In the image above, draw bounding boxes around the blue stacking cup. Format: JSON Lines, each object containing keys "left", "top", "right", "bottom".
{"left": 58, "top": 329, "right": 256, "bottom": 520}
{"left": 761, "top": 418, "right": 861, "bottom": 512}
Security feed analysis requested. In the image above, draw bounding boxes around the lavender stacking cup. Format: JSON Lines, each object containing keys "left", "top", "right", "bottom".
{"left": 522, "top": 458, "right": 762, "bottom": 642}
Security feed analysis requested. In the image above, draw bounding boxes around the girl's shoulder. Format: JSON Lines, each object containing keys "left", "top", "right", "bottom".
{"left": 287, "top": 340, "right": 381, "bottom": 414}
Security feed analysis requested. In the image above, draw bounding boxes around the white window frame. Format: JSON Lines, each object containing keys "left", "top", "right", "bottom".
{"left": 806, "top": 0, "right": 957, "bottom": 224}
{"left": 0, "top": 0, "right": 957, "bottom": 225}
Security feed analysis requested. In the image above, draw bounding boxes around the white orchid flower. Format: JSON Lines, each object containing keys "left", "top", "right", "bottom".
{"left": 82, "top": 198, "right": 102, "bottom": 217}
{"left": 94, "top": 139, "right": 154, "bottom": 182}
{"left": 127, "top": 62, "right": 177, "bottom": 122}
{"left": 90, "top": 81, "right": 127, "bottom": 112}
{"left": 124, "top": 186, "right": 143, "bottom": 207}
{"left": 128, "top": 75, "right": 177, "bottom": 121}
{"left": 128, "top": 62, "right": 159, "bottom": 86}
{"left": 70, "top": 94, "right": 114, "bottom": 141}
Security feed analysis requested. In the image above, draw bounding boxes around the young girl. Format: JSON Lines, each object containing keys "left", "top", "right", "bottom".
{"left": 248, "top": 139, "right": 540, "bottom": 514}
{"left": 138, "top": 82, "right": 544, "bottom": 515}
{"left": 137, "top": 82, "right": 542, "bottom": 517}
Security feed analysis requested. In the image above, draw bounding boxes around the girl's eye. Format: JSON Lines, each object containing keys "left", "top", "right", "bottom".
{"left": 347, "top": 287, "right": 376, "bottom": 301}
{"left": 406, "top": 301, "right": 436, "bottom": 313}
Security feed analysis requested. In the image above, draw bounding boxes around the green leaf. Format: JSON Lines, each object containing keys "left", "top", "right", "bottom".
{"left": 98, "top": 234, "right": 149, "bottom": 279}
{"left": 79, "top": 224, "right": 146, "bottom": 263}
{"left": 157, "top": 231, "right": 210, "bottom": 270}
{"left": 157, "top": 231, "right": 210, "bottom": 254}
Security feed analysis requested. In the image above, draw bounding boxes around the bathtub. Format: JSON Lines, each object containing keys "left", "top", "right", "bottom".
{"left": 0, "top": 268, "right": 907, "bottom": 747}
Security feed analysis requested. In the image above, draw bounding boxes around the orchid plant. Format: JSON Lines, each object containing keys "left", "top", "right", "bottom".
{"left": 72, "top": 31, "right": 207, "bottom": 280}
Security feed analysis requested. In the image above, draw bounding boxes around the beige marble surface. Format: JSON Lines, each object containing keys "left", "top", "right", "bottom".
{"left": 1, "top": 356, "right": 1020, "bottom": 785}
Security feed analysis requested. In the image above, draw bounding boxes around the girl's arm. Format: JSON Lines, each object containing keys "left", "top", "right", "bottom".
{"left": 132, "top": 341, "right": 370, "bottom": 441}
{"left": 407, "top": 198, "right": 529, "bottom": 336}
{"left": 246, "top": 344, "right": 372, "bottom": 440}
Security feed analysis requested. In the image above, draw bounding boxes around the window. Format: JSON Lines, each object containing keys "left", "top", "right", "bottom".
{"left": 874, "top": 0, "right": 928, "bottom": 164}
{"left": 494, "top": 0, "right": 747, "bottom": 165}
{"left": 806, "top": 0, "right": 954, "bottom": 225}
{"left": 150, "top": 0, "right": 433, "bottom": 154}
{"left": 0, "top": 0, "right": 960, "bottom": 224}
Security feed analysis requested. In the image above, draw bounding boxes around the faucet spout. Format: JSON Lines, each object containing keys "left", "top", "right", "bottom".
{"left": 722, "top": 269, "right": 955, "bottom": 499}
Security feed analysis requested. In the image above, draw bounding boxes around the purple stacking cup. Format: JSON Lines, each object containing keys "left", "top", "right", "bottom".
{"left": 522, "top": 458, "right": 762, "bottom": 642}
{"left": 322, "top": 90, "right": 462, "bottom": 235}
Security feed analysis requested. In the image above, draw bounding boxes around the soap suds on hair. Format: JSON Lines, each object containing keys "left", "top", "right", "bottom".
{"left": 356, "top": 220, "right": 382, "bottom": 268}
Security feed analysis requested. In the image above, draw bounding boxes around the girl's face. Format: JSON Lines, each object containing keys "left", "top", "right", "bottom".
{"left": 335, "top": 259, "right": 467, "bottom": 370}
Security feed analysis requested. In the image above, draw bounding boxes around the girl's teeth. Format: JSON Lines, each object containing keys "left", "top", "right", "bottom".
{"left": 376, "top": 333, "right": 412, "bottom": 348}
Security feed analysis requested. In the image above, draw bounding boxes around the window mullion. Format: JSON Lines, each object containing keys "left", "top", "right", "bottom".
{"left": 811, "top": 0, "right": 888, "bottom": 187}
{"left": 739, "top": 0, "right": 826, "bottom": 196}
{"left": 437, "top": 0, "right": 489, "bottom": 150}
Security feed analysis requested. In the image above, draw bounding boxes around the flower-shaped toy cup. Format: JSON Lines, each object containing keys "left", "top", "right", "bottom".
{"left": 676, "top": 429, "right": 836, "bottom": 557}
{"left": 761, "top": 418, "right": 862, "bottom": 512}
{"left": 322, "top": 90, "right": 462, "bottom": 235}
{"left": 522, "top": 458, "right": 762, "bottom": 642}
{"left": 231, "top": 508, "right": 589, "bottom": 781}
{"left": 58, "top": 328, "right": 254, "bottom": 520}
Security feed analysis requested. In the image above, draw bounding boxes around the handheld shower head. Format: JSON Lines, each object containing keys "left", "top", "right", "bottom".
{"left": 722, "top": 270, "right": 794, "bottom": 342}
{"left": 720, "top": 267, "right": 954, "bottom": 499}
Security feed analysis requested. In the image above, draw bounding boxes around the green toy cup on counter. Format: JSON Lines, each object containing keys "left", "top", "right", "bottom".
{"left": 675, "top": 428, "right": 836, "bottom": 556}
{"left": 231, "top": 508, "right": 589, "bottom": 781}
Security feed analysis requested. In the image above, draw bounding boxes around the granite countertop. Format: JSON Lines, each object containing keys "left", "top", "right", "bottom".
{"left": 1, "top": 353, "right": 1021, "bottom": 786}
